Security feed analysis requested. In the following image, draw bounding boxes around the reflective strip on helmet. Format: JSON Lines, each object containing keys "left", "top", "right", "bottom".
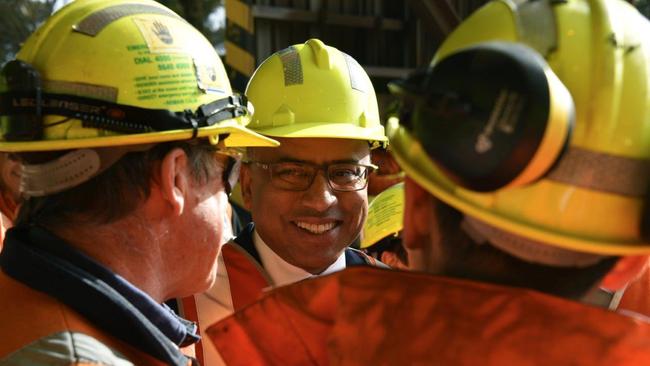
{"left": 546, "top": 147, "right": 650, "bottom": 197}
{"left": 512, "top": 0, "right": 558, "bottom": 57}
{"left": 43, "top": 80, "right": 118, "bottom": 102}
{"left": 462, "top": 215, "right": 607, "bottom": 267}
{"left": 277, "top": 47, "right": 303, "bottom": 86}
{"left": 342, "top": 52, "right": 367, "bottom": 93}
{"left": 73, "top": 3, "right": 183, "bottom": 36}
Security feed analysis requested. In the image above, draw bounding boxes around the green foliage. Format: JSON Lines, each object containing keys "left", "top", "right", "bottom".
{"left": 0, "top": 0, "right": 58, "bottom": 63}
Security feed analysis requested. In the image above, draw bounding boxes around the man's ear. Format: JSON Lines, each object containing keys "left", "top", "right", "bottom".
{"left": 402, "top": 177, "right": 434, "bottom": 250}
{"left": 381, "top": 251, "right": 408, "bottom": 270}
{"left": 600, "top": 255, "right": 649, "bottom": 291}
{"left": 240, "top": 163, "right": 253, "bottom": 210}
{"left": 0, "top": 154, "right": 21, "bottom": 221}
{"left": 0, "top": 192, "right": 18, "bottom": 222}
{"left": 158, "top": 148, "right": 190, "bottom": 216}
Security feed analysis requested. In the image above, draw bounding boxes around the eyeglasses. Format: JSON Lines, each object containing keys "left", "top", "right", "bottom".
{"left": 187, "top": 139, "right": 242, "bottom": 195}
{"left": 214, "top": 149, "right": 242, "bottom": 195}
{"left": 247, "top": 160, "right": 377, "bottom": 192}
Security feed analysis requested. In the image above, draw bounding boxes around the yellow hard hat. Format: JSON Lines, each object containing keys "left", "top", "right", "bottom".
{"left": 387, "top": 0, "right": 650, "bottom": 255}
{"left": 245, "top": 39, "right": 387, "bottom": 148}
{"left": 361, "top": 182, "right": 404, "bottom": 249}
{"left": 0, "top": 0, "right": 278, "bottom": 152}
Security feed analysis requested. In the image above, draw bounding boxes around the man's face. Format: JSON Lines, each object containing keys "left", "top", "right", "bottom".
{"left": 242, "top": 137, "right": 371, "bottom": 274}
{"left": 171, "top": 153, "right": 232, "bottom": 296}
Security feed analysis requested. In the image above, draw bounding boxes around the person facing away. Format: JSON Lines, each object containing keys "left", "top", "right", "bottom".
{"left": 0, "top": 0, "right": 278, "bottom": 364}
{"left": 192, "top": 39, "right": 389, "bottom": 365}
{"left": 202, "top": 0, "right": 650, "bottom": 365}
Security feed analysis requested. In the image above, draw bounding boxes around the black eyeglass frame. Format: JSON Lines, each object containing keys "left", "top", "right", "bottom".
{"left": 245, "top": 160, "right": 378, "bottom": 192}
{"left": 170, "top": 139, "right": 242, "bottom": 196}
{"left": 215, "top": 149, "right": 243, "bottom": 195}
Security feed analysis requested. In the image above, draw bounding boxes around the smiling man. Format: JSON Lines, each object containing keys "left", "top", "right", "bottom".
{"left": 203, "top": 1, "right": 650, "bottom": 365}
{"left": 243, "top": 136, "right": 374, "bottom": 276}
{"left": 194, "top": 39, "right": 388, "bottom": 365}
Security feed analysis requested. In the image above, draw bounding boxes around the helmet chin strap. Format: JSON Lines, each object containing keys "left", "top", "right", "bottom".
{"left": 462, "top": 215, "right": 607, "bottom": 268}
{"left": 19, "top": 144, "right": 153, "bottom": 197}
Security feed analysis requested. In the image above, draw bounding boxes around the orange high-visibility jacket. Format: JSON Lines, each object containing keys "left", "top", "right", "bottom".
{"left": 615, "top": 258, "right": 650, "bottom": 317}
{"left": 0, "top": 271, "right": 182, "bottom": 365}
{"left": 190, "top": 223, "right": 385, "bottom": 366}
{"left": 207, "top": 267, "right": 650, "bottom": 366}
{"left": 0, "top": 226, "right": 196, "bottom": 366}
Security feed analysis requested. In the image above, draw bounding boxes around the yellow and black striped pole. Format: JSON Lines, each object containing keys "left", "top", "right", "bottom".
{"left": 224, "top": 0, "right": 255, "bottom": 92}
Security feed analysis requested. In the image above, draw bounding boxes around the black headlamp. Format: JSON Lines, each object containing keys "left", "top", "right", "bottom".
{"left": 0, "top": 60, "right": 250, "bottom": 142}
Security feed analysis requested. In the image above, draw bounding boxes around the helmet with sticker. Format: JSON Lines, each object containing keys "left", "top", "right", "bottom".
{"left": 0, "top": 0, "right": 277, "bottom": 152}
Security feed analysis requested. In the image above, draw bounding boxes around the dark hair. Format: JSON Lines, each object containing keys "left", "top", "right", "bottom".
{"left": 434, "top": 201, "right": 618, "bottom": 300}
{"left": 15, "top": 141, "right": 222, "bottom": 228}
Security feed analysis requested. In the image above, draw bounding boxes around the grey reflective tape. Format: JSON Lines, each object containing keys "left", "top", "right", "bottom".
{"left": 343, "top": 52, "right": 367, "bottom": 92}
{"left": 43, "top": 80, "right": 118, "bottom": 102}
{"left": 463, "top": 216, "right": 606, "bottom": 268}
{"left": 0, "top": 331, "right": 133, "bottom": 365}
{"left": 511, "top": 0, "right": 558, "bottom": 56}
{"left": 73, "top": 3, "right": 182, "bottom": 36}
{"left": 546, "top": 146, "right": 650, "bottom": 197}
{"left": 278, "top": 47, "right": 303, "bottom": 86}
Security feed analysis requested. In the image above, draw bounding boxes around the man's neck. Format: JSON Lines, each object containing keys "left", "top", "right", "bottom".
{"left": 47, "top": 218, "right": 167, "bottom": 302}
{"left": 252, "top": 229, "right": 346, "bottom": 286}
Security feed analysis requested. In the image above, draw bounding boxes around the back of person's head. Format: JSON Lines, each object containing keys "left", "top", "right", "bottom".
{"left": 0, "top": 0, "right": 276, "bottom": 228}
{"left": 387, "top": 0, "right": 650, "bottom": 297}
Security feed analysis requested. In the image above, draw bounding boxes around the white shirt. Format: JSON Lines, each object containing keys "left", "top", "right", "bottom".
{"left": 253, "top": 229, "right": 347, "bottom": 287}
{"left": 197, "top": 228, "right": 347, "bottom": 366}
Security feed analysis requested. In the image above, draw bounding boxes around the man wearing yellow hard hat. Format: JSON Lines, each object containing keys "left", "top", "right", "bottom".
{"left": 193, "top": 38, "right": 389, "bottom": 365}
{"left": 0, "top": 0, "right": 277, "bottom": 364}
{"left": 200, "top": 1, "right": 650, "bottom": 364}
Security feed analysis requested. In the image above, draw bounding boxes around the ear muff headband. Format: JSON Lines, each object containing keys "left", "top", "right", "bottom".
{"left": 392, "top": 42, "right": 574, "bottom": 192}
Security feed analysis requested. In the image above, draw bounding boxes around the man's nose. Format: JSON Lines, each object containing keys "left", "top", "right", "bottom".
{"left": 300, "top": 171, "right": 337, "bottom": 212}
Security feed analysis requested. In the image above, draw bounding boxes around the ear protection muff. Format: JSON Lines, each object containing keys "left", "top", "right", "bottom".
{"left": 390, "top": 42, "right": 574, "bottom": 192}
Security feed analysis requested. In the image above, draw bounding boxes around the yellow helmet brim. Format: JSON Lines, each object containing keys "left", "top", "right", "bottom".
{"left": 0, "top": 116, "right": 279, "bottom": 152}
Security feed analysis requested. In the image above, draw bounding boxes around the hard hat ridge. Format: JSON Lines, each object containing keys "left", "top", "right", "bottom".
{"left": 245, "top": 38, "right": 388, "bottom": 147}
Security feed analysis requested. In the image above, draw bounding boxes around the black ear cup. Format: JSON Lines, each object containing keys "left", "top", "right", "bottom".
{"left": 405, "top": 42, "right": 574, "bottom": 192}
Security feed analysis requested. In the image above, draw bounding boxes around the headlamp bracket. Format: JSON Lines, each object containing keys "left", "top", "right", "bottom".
{"left": 0, "top": 60, "right": 250, "bottom": 141}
